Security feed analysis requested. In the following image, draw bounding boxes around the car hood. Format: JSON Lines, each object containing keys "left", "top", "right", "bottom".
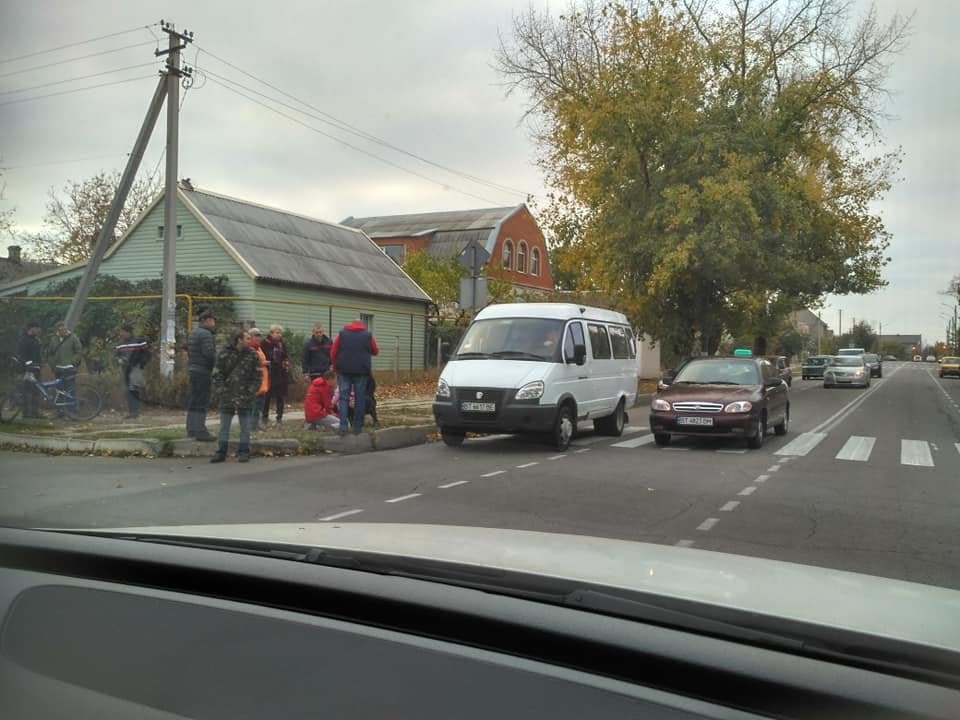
{"left": 658, "top": 384, "right": 760, "bottom": 402}
{"left": 441, "top": 359, "right": 549, "bottom": 389}
{"left": 825, "top": 365, "right": 862, "bottom": 374}
{"left": 94, "top": 523, "right": 960, "bottom": 654}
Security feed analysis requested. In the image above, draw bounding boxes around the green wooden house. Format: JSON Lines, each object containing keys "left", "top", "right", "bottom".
{"left": 0, "top": 183, "right": 432, "bottom": 371}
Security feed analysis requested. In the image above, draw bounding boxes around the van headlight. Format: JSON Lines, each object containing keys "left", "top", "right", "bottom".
{"left": 515, "top": 381, "right": 544, "bottom": 400}
{"left": 436, "top": 378, "right": 451, "bottom": 399}
{"left": 651, "top": 398, "right": 671, "bottom": 411}
{"left": 724, "top": 401, "right": 753, "bottom": 413}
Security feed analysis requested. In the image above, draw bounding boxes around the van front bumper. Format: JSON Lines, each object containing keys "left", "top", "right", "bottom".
{"left": 433, "top": 399, "right": 558, "bottom": 434}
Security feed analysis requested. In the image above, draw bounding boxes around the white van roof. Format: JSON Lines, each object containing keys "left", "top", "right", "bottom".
{"left": 475, "top": 303, "right": 629, "bottom": 324}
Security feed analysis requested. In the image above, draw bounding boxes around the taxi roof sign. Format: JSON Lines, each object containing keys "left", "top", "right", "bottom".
{"left": 733, "top": 348, "right": 753, "bottom": 357}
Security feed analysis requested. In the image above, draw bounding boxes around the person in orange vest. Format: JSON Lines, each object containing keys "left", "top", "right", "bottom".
{"left": 248, "top": 328, "right": 270, "bottom": 431}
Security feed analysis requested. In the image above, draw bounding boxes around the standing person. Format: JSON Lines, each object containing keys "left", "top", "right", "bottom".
{"left": 115, "top": 324, "right": 151, "bottom": 419}
{"left": 302, "top": 323, "right": 333, "bottom": 381}
{"left": 304, "top": 369, "right": 339, "bottom": 430}
{"left": 248, "top": 328, "right": 269, "bottom": 431}
{"left": 330, "top": 318, "right": 379, "bottom": 435}
{"left": 16, "top": 321, "right": 42, "bottom": 418}
{"left": 260, "top": 324, "right": 289, "bottom": 426}
{"left": 48, "top": 321, "right": 83, "bottom": 415}
{"left": 211, "top": 330, "right": 261, "bottom": 463}
{"left": 185, "top": 311, "right": 217, "bottom": 441}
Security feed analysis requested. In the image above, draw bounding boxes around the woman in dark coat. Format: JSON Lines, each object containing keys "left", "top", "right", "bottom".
{"left": 260, "top": 324, "right": 290, "bottom": 425}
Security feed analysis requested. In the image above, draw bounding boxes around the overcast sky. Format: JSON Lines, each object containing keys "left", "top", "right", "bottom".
{"left": 1, "top": 0, "right": 957, "bottom": 346}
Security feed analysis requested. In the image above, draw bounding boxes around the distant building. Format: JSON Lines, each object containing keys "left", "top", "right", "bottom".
{"left": 790, "top": 308, "right": 831, "bottom": 347}
{"left": 0, "top": 183, "right": 432, "bottom": 371}
{"left": 342, "top": 205, "right": 554, "bottom": 295}
{"left": 0, "top": 245, "right": 57, "bottom": 285}
{"left": 878, "top": 334, "right": 922, "bottom": 356}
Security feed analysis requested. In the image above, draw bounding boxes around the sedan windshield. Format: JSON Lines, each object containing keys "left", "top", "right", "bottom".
{"left": 453, "top": 318, "right": 564, "bottom": 362}
{"left": 864, "top": 354, "right": 879, "bottom": 363}
{"left": 673, "top": 360, "right": 760, "bottom": 385}
{"left": 831, "top": 357, "right": 864, "bottom": 367}
{"left": 805, "top": 356, "right": 830, "bottom": 365}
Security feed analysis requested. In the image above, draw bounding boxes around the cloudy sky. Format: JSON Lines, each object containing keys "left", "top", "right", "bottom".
{"left": 1, "top": 0, "right": 957, "bottom": 346}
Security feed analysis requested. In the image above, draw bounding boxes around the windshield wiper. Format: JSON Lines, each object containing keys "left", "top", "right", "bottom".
{"left": 452, "top": 352, "right": 494, "bottom": 360}
{"left": 490, "top": 351, "right": 550, "bottom": 361}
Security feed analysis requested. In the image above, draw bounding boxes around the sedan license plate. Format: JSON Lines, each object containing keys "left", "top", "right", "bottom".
{"left": 461, "top": 401, "right": 496, "bottom": 412}
{"left": 677, "top": 416, "right": 713, "bottom": 426}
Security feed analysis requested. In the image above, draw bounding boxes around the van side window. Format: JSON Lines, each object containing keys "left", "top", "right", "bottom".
{"left": 588, "top": 323, "right": 612, "bottom": 359}
{"left": 564, "top": 321, "right": 585, "bottom": 363}
{"left": 609, "top": 326, "right": 632, "bottom": 359}
{"left": 625, "top": 327, "right": 637, "bottom": 358}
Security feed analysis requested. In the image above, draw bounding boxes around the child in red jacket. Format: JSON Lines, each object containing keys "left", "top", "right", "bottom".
{"left": 305, "top": 370, "right": 338, "bottom": 430}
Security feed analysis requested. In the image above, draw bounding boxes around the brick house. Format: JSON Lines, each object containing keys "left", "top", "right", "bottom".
{"left": 342, "top": 204, "right": 554, "bottom": 294}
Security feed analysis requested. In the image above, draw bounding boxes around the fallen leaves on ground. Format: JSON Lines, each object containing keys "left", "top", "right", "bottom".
{"left": 376, "top": 379, "right": 437, "bottom": 400}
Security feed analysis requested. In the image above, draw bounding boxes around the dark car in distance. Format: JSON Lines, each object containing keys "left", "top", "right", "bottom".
{"left": 863, "top": 353, "right": 882, "bottom": 378}
{"left": 650, "top": 354, "right": 789, "bottom": 450}
{"left": 801, "top": 355, "right": 832, "bottom": 380}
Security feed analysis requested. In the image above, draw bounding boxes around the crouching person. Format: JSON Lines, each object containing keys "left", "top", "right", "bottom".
{"left": 305, "top": 369, "right": 339, "bottom": 430}
{"left": 211, "top": 330, "right": 261, "bottom": 463}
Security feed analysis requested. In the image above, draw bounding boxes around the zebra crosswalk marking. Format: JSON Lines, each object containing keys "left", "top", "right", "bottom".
{"left": 774, "top": 432, "right": 827, "bottom": 457}
{"left": 900, "top": 440, "right": 934, "bottom": 467}
{"left": 611, "top": 434, "right": 656, "bottom": 448}
{"left": 835, "top": 436, "right": 876, "bottom": 462}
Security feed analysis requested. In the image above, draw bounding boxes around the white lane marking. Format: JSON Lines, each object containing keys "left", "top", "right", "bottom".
{"left": 738, "top": 486, "right": 757, "bottom": 496}
{"left": 697, "top": 518, "right": 719, "bottom": 531}
{"left": 835, "top": 436, "right": 876, "bottom": 462}
{"left": 775, "top": 432, "right": 827, "bottom": 457}
{"left": 623, "top": 426, "right": 646, "bottom": 435}
{"left": 809, "top": 365, "right": 901, "bottom": 434}
{"left": 675, "top": 539, "right": 695, "bottom": 548}
{"left": 755, "top": 474, "right": 769, "bottom": 483}
{"left": 779, "top": 456, "right": 793, "bottom": 463}
{"left": 548, "top": 454, "right": 566, "bottom": 461}
{"left": 719, "top": 501, "right": 740, "bottom": 512}
{"left": 900, "top": 440, "right": 934, "bottom": 468}
{"left": 768, "top": 465, "right": 781, "bottom": 472}
{"left": 716, "top": 449, "right": 747, "bottom": 454}
{"left": 956, "top": 443, "right": 960, "bottom": 457}
{"left": 385, "top": 493, "right": 422, "bottom": 503}
{"left": 516, "top": 461, "right": 539, "bottom": 469}
{"left": 438, "top": 480, "right": 468, "bottom": 489}
{"left": 317, "top": 509, "right": 364, "bottom": 522}
{"left": 611, "top": 434, "right": 655, "bottom": 448}
{"left": 574, "top": 447, "right": 591, "bottom": 454}
{"left": 481, "top": 470, "right": 506, "bottom": 477}
{"left": 662, "top": 447, "right": 690, "bottom": 451}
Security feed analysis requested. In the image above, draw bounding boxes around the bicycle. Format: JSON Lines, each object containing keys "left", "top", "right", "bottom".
{"left": 0, "top": 358, "right": 103, "bottom": 422}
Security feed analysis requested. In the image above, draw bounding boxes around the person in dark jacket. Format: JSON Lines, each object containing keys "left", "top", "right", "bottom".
{"left": 185, "top": 311, "right": 217, "bottom": 440}
{"left": 211, "top": 330, "right": 262, "bottom": 463}
{"left": 16, "top": 321, "right": 43, "bottom": 417}
{"left": 302, "top": 323, "right": 333, "bottom": 381}
{"left": 260, "top": 324, "right": 289, "bottom": 425}
{"left": 115, "top": 324, "right": 151, "bottom": 419}
{"left": 330, "top": 318, "right": 379, "bottom": 434}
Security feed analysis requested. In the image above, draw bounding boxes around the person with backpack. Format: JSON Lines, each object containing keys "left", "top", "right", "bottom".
{"left": 115, "top": 323, "right": 151, "bottom": 419}
{"left": 211, "top": 330, "right": 262, "bottom": 464}
{"left": 330, "top": 318, "right": 379, "bottom": 435}
{"left": 185, "top": 311, "right": 217, "bottom": 441}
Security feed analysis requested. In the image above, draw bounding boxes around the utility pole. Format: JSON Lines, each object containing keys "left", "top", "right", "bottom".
{"left": 157, "top": 20, "right": 194, "bottom": 376}
{"left": 838, "top": 309, "right": 842, "bottom": 339}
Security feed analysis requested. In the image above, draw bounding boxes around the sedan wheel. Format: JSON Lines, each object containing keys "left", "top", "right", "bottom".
{"left": 747, "top": 413, "right": 766, "bottom": 449}
{"left": 774, "top": 405, "right": 789, "bottom": 436}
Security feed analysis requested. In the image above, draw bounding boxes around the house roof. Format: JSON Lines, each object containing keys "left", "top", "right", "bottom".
{"left": 342, "top": 205, "right": 523, "bottom": 258}
{"left": 179, "top": 188, "right": 430, "bottom": 303}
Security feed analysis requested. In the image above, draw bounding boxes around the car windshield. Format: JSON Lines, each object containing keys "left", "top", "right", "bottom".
{"left": 864, "top": 354, "right": 879, "bottom": 363}
{"left": 453, "top": 318, "right": 564, "bottom": 362}
{"left": 805, "top": 356, "right": 830, "bottom": 365}
{"left": 944, "top": 357, "right": 960, "bottom": 363}
{"left": 831, "top": 357, "right": 864, "bottom": 366}
{"left": 673, "top": 360, "right": 760, "bottom": 385}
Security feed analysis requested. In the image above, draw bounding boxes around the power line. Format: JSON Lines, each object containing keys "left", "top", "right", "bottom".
{"left": 205, "top": 76, "right": 508, "bottom": 206}
{"left": 2, "top": 152, "right": 129, "bottom": 170}
{"left": 195, "top": 45, "right": 531, "bottom": 199}
{"left": 0, "top": 74, "right": 157, "bottom": 108}
{"left": 0, "top": 40, "right": 156, "bottom": 80}
{"left": 0, "top": 23, "right": 158, "bottom": 65}
{"left": 0, "top": 62, "right": 158, "bottom": 97}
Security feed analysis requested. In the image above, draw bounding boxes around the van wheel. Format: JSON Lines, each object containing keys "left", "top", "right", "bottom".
{"left": 774, "top": 405, "right": 789, "bottom": 436}
{"left": 747, "top": 412, "right": 766, "bottom": 449}
{"left": 654, "top": 433, "right": 671, "bottom": 446}
{"left": 552, "top": 404, "right": 575, "bottom": 451}
{"left": 594, "top": 399, "right": 626, "bottom": 436}
{"left": 441, "top": 429, "right": 465, "bottom": 447}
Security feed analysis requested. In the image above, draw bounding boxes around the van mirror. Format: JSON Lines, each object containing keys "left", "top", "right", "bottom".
{"left": 573, "top": 344, "right": 587, "bottom": 366}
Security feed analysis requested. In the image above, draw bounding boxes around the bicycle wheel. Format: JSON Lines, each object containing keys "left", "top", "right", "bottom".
{"left": 0, "top": 391, "right": 23, "bottom": 422}
{"left": 63, "top": 384, "right": 103, "bottom": 421}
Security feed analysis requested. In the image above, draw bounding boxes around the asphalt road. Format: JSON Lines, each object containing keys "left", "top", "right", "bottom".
{"left": 2, "top": 361, "right": 959, "bottom": 588}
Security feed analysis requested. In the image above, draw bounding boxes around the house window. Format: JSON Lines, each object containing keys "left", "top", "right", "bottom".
{"left": 517, "top": 241, "right": 527, "bottom": 273}
{"left": 383, "top": 245, "right": 405, "bottom": 264}
{"left": 360, "top": 313, "right": 374, "bottom": 333}
{"left": 502, "top": 239, "right": 514, "bottom": 270}
{"left": 530, "top": 248, "right": 541, "bottom": 277}
{"left": 157, "top": 225, "right": 183, "bottom": 240}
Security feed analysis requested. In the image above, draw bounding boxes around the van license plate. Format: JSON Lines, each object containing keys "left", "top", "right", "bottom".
{"left": 678, "top": 417, "right": 713, "bottom": 426}
{"left": 461, "top": 401, "right": 496, "bottom": 412}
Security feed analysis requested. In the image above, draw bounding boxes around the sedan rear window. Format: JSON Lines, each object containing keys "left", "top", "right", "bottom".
{"left": 864, "top": 354, "right": 879, "bottom": 363}
{"left": 831, "top": 356, "right": 864, "bottom": 366}
{"left": 673, "top": 360, "right": 760, "bottom": 385}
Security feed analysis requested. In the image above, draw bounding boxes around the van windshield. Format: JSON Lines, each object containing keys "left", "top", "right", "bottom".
{"left": 453, "top": 318, "right": 565, "bottom": 362}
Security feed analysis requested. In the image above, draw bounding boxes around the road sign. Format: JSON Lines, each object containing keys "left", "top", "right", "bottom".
{"left": 460, "top": 277, "right": 488, "bottom": 309}
{"left": 457, "top": 240, "right": 490, "bottom": 276}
